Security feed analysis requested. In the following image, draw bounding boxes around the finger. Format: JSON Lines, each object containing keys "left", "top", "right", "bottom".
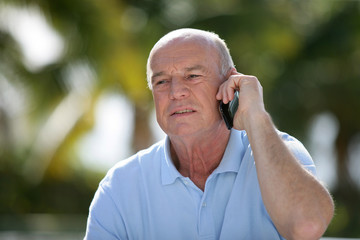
{"left": 216, "top": 71, "right": 245, "bottom": 102}
{"left": 226, "top": 84, "right": 235, "bottom": 102}
{"left": 216, "top": 84, "right": 224, "bottom": 101}
{"left": 226, "top": 75, "right": 241, "bottom": 94}
{"left": 217, "top": 75, "right": 239, "bottom": 103}
{"left": 221, "top": 84, "right": 230, "bottom": 103}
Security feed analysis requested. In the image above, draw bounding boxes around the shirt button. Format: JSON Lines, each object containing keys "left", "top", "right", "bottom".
{"left": 183, "top": 180, "right": 188, "bottom": 185}
{"left": 202, "top": 202, "right": 207, "bottom": 207}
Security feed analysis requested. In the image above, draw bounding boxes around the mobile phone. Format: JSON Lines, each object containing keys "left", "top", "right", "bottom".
{"left": 219, "top": 91, "right": 239, "bottom": 130}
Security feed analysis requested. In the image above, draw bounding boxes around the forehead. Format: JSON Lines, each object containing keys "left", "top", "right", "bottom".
{"left": 149, "top": 37, "right": 220, "bottom": 72}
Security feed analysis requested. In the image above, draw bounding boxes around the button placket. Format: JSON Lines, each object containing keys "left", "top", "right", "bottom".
{"left": 197, "top": 177, "right": 215, "bottom": 239}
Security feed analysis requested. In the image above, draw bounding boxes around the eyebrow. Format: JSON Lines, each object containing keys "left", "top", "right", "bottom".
{"left": 151, "top": 71, "right": 165, "bottom": 84}
{"left": 151, "top": 65, "right": 206, "bottom": 83}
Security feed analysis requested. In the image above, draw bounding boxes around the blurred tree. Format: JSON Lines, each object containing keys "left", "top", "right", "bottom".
{"left": 0, "top": 0, "right": 156, "bottom": 219}
{"left": 267, "top": 2, "right": 360, "bottom": 236}
{"left": 0, "top": 0, "right": 154, "bottom": 183}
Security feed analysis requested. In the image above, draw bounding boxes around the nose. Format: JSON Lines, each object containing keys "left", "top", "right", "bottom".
{"left": 169, "top": 77, "right": 190, "bottom": 100}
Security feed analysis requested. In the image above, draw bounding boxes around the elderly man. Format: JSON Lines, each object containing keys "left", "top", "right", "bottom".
{"left": 84, "top": 28, "right": 334, "bottom": 240}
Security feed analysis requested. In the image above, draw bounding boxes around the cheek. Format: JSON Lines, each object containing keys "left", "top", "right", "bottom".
{"left": 197, "top": 90, "right": 220, "bottom": 118}
{"left": 153, "top": 94, "right": 167, "bottom": 121}
{"left": 203, "top": 84, "right": 220, "bottom": 104}
{"left": 205, "top": 88, "right": 222, "bottom": 117}
{"left": 153, "top": 93, "right": 165, "bottom": 107}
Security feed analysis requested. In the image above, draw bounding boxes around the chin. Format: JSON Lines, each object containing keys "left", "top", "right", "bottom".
{"left": 165, "top": 125, "right": 200, "bottom": 138}
{"left": 168, "top": 129, "right": 196, "bottom": 137}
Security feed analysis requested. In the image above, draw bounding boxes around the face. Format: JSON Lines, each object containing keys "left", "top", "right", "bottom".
{"left": 149, "top": 36, "right": 226, "bottom": 137}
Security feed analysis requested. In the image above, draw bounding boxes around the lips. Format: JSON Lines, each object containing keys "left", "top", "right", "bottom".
{"left": 171, "top": 108, "right": 196, "bottom": 116}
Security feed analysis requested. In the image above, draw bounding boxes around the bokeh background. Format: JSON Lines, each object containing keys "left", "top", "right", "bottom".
{"left": 0, "top": 0, "right": 359, "bottom": 239}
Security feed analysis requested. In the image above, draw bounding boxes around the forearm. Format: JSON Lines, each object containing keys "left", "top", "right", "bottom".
{"left": 245, "top": 111, "right": 334, "bottom": 240}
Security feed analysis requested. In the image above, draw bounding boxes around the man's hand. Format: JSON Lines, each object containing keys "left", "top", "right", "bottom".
{"left": 216, "top": 69, "right": 266, "bottom": 131}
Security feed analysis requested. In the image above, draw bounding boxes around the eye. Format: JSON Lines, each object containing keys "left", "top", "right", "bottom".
{"left": 154, "top": 79, "right": 168, "bottom": 86}
{"left": 187, "top": 74, "right": 200, "bottom": 79}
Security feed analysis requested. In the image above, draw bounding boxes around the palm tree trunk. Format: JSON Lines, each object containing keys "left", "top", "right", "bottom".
{"left": 132, "top": 103, "right": 154, "bottom": 152}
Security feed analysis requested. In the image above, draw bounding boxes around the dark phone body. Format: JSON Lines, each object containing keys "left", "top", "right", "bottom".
{"left": 219, "top": 91, "right": 239, "bottom": 130}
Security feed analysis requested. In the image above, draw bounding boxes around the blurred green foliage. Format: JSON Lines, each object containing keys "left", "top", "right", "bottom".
{"left": 0, "top": 0, "right": 359, "bottom": 237}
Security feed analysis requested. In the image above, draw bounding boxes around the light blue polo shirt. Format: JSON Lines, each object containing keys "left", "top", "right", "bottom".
{"left": 84, "top": 129, "right": 316, "bottom": 240}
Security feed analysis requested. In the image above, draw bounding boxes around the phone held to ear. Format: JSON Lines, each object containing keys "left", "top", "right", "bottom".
{"left": 219, "top": 91, "right": 239, "bottom": 130}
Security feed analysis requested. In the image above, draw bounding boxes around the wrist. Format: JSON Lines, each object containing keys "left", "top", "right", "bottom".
{"left": 243, "top": 110, "right": 274, "bottom": 135}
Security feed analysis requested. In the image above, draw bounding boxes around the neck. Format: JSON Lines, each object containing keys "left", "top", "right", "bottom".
{"left": 169, "top": 124, "right": 230, "bottom": 190}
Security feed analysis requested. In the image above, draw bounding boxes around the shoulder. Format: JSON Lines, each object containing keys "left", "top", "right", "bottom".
{"left": 86, "top": 139, "right": 167, "bottom": 239}
{"left": 277, "top": 131, "right": 311, "bottom": 160}
{"left": 100, "top": 139, "right": 166, "bottom": 190}
{"left": 277, "top": 130, "right": 316, "bottom": 175}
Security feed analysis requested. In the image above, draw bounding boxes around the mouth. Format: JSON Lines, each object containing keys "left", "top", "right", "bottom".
{"left": 171, "top": 109, "right": 195, "bottom": 116}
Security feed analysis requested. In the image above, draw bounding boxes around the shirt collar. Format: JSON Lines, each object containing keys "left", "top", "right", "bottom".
{"left": 161, "top": 129, "right": 247, "bottom": 185}
{"left": 161, "top": 137, "right": 183, "bottom": 185}
{"left": 213, "top": 129, "right": 247, "bottom": 174}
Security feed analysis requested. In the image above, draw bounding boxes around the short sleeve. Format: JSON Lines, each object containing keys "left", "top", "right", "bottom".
{"left": 84, "top": 184, "right": 127, "bottom": 240}
{"left": 279, "top": 131, "right": 317, "bottom": 176}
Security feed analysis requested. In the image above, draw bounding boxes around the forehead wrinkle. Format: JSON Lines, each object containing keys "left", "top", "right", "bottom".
{"left": 149, "top": 53, "right": 172, "bottom": 84}
{"left": 185, "top": 64, "right": 207, "bottom": 72}
{"left": 151, "top": 71, "right": 165, "bottom": 82}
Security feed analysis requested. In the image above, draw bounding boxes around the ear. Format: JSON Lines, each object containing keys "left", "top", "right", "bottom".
{"left": 224, "top": 67, "right": 237, "bottom": 79}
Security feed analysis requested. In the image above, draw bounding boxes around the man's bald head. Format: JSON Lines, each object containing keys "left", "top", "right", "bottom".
{"left": 146, "top": 28, "right": 234, "bottom": 89}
